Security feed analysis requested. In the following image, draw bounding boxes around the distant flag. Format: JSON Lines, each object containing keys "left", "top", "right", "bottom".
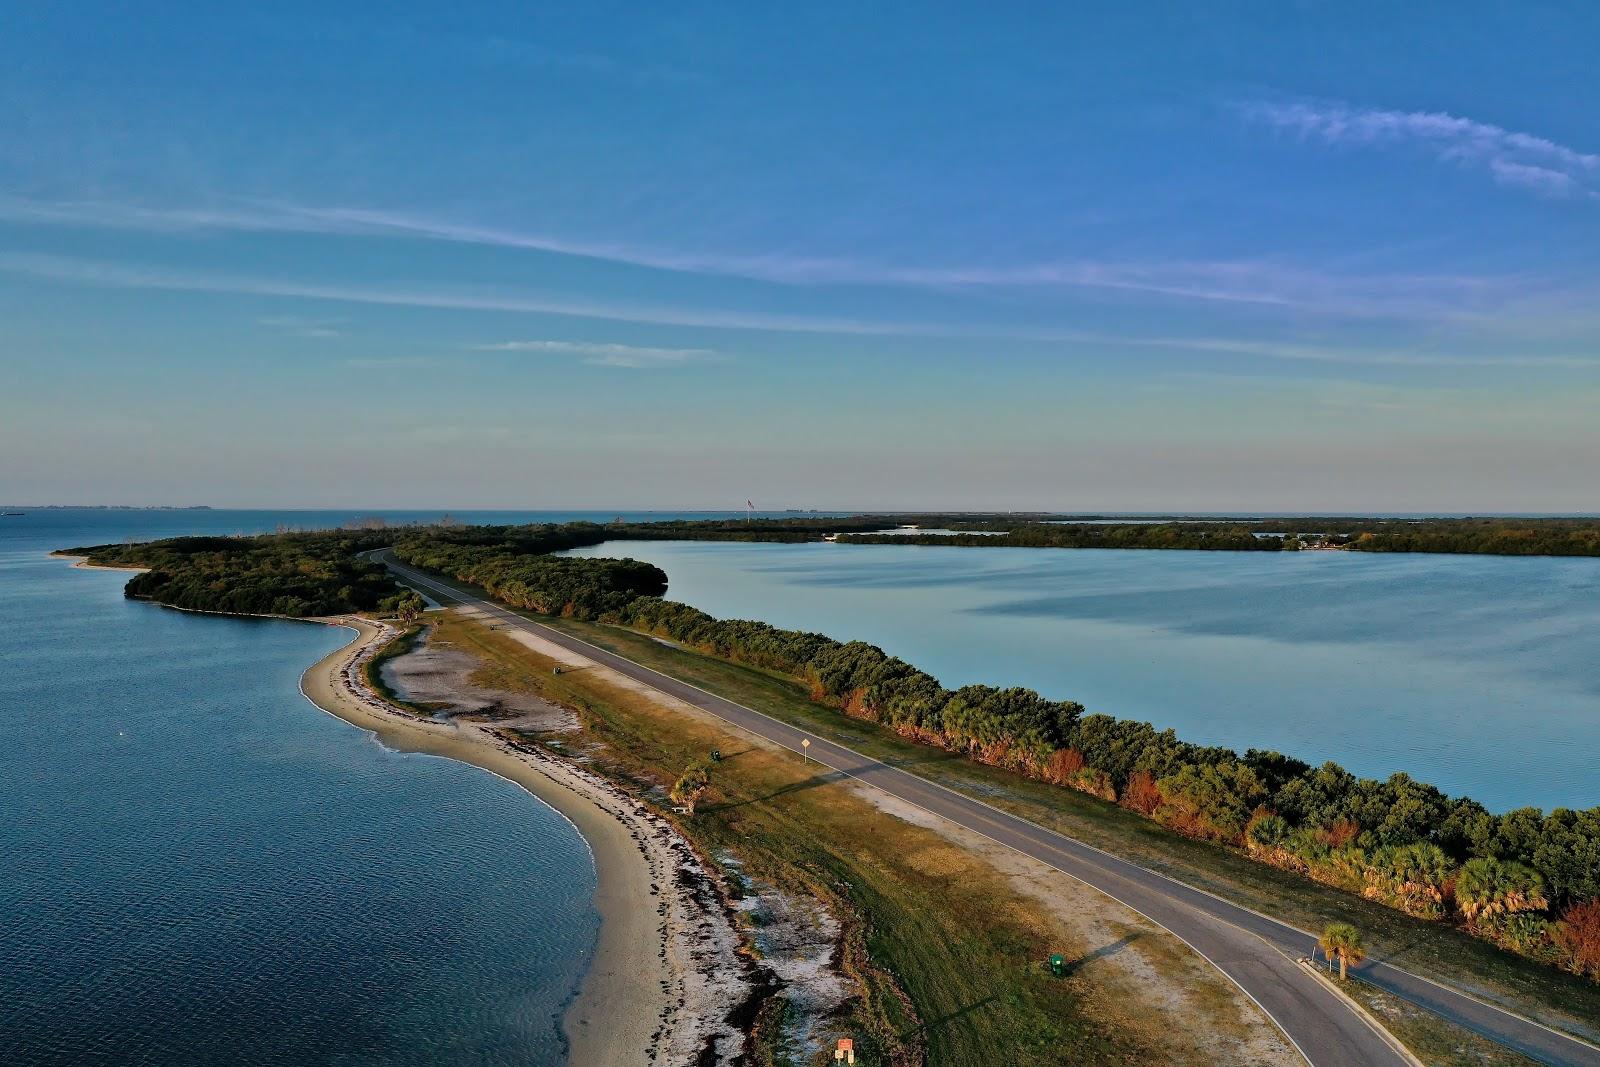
{"left": 746, "top": 499, "right": 754, "bottom": 523}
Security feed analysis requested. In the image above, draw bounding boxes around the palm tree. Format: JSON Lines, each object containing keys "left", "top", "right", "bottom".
{"left": 1246, "top": 812, "right": 1291, "bottom": 853}
{"left": 1393, "top": 843, "right": 1453, "bottom": 891}
{"left": 1456, "top": 857, "right": 1549, "bottom": 922}
{"left": 671, "top": 762, "right": 711, "bottom": 816}
{"left": 1368, "top": 842, "right": 1453, "bottom": 918}
{"left": 1318, "top": 922, "right": 1365, "bottom": 980}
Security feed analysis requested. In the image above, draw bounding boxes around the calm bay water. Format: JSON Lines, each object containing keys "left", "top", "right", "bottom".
{"left": 566, "top": 540, "right": 1600, "bottom": 813}
{"left": 0, "top": 511, "right": 633, "bottom": 1066}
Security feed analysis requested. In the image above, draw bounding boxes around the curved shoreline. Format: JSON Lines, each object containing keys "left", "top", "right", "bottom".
{"left": 297, "top": 617, "right": 696, "bottom": 1066}
{"left": 54, "top": 550, "right": 753, "bottom": 1061}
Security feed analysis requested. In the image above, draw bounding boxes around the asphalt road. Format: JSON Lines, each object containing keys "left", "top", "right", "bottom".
{"left": 376, "top": 551, "right": 1600, "bottom": 1067}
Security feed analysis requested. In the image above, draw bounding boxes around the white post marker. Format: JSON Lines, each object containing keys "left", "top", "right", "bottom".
{"left": 801, "top": 738, "right": 811, "bottom": 764}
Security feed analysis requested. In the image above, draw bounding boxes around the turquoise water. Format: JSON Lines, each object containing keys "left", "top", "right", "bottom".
{"left": 566, "top": 540, "right": 1600, "bottom": 813}
{"left": 0, "top": 513, "right": 604, "bottom": 1065}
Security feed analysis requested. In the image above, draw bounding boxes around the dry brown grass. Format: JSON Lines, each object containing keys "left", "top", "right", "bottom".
{"left": 429, "top": 611, "right": 1284, "bottom": 1066}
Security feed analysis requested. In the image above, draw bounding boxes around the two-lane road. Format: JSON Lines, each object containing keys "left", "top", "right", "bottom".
{"left": 376, "top": 551, "right": 1600, "bottom": 1067}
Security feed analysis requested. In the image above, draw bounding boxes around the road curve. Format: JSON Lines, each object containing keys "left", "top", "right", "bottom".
{"left": 376, "top": 552, "right": 1599, "bottom": 1067}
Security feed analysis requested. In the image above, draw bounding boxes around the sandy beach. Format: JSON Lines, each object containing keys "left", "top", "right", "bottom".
{"left": 50, "top": 552, "right": 151, "bottom": 573}
{"left": 299, "top": 615, "right": 756, "bottom": 1066}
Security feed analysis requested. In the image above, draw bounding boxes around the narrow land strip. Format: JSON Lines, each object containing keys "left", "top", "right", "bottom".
{"left": 377, "top": 550, "right": 1600, "bottom": 1067}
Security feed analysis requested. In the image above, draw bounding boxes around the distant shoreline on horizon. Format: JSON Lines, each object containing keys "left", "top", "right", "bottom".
{"left": 3, "top": 504, "right": 213, "bottom": 511}
{"left": 12, "top": 505, "right": 1600, "bottom": 520}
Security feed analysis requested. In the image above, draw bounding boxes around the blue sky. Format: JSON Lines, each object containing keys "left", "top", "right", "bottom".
{"left": 2, "top": 3, "right": 1597, "bottom": 510}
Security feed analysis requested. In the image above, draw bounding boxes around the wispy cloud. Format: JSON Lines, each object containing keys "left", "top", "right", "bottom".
{"left": 1, "top": 250, "right": 1588, "bottom": 369}
{"left": 0, "top": 193, "right": 1519, "bottom": 316}
{"left": 0, "top": 193, "right": 849, "bottom": 281}
{"left": 471, "top": 339, "right": 715, "bottom": 368}
{"left": 1115, "top": 334, "right": 1600, "bottom": 369}
{"left": 345, "top": 356, "right": 432, "bottom": 369}
{"left": 1239, "top": 99, "right": 1599, "bottom": 198}
{"left": 259, "top": 315, "right": 344, "bottom": 338}
{"left": 0, "top": 250, "right": 910, "bottom": 335}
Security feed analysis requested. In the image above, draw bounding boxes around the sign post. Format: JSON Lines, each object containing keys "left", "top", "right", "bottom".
{"left": 834, "top": 1038, "right": 855, "bottom": 1063}
{"left": 801, "top": 738, "right": 811, "bottom": 764}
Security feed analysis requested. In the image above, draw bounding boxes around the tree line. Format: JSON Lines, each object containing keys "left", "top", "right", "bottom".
{"left": 1336, "top": 518, "right": 1600, "bottom": 556}
{"left": 593, "top": 597, "right": 1600, "bottom": 980}
{"left": 390, "top": 531, "right": 666, "bottom": 617}
{"left": 71, "top": 532, "right": 423, "bottom": 618}
{"left": 838, "top": 518, "right": 1600, "bottom": 556}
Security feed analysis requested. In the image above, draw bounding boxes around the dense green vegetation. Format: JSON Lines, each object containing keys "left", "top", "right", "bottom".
{"left": 840, "top": 517, "right": 1600, "bottom": 555}
{"left": 700, "top": 514, "right": 1600, "bottom": 557}
{"left": 379, "top": 513, "right": 1600, "bottom": 557}
{"left": 390, "top": 526, "right": 666, "bottom": 616}
{"left": 68, "top": 532, "right": 421, "bottom": 617}
{"left": 1336, "top": 518, "right": 1600, "bottom": 556}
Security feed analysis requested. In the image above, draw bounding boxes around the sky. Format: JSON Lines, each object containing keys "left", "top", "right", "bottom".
{"left": 2, "top": 3, "right": 1598, "bottom": 511}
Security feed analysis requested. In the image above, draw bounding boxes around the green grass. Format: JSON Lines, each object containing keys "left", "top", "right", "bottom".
{"left": 433, "top": 612, "right": 1260, "bottom": 1067}
{"left": 531, "top": 613, "right": 1600, "bottom": 1044}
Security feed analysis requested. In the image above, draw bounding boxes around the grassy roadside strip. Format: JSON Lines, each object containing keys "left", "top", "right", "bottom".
{"left": 1337, "top": 977, "right": 1540, "bottom": 1067}
{"left": 431, "top": 611, "right": 1263, "bottom": 1067}
{"left": 527, "top": 613, "right": 1600, "bottom": 1047}
{"left": 359, "top": 623, "right": 429, "bottom": 715}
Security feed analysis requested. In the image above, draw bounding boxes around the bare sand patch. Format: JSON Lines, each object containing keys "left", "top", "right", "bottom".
{"left": 722, "top": 854, "right": 851, "bottom": 1058}
{"left": 49, "top": 552, "right": 150, "bottom": 573}
{"left": 379, "top": 624, "right": 576, "bottom": 730}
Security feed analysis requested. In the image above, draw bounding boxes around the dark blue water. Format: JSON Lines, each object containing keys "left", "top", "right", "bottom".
{"left": 0, "top": 513, "right": 612, "bottom": 1065}
{"left": 566, "top": 540, "right": 1600, "bottom": 813}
